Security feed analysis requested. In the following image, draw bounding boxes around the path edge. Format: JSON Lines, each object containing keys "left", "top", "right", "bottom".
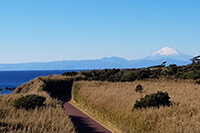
{"left": 69, "top": 100, "right": 122, "bottom": 133}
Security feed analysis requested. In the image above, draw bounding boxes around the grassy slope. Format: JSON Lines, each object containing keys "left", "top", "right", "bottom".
{"left": 1, "top": 61, "right": 199, "bottom": 132}
{"left": 72, "top": 79, "right": 200, "bottom": 133}
{"left": 0, "top": 75, "right": 75, "bottom": 133}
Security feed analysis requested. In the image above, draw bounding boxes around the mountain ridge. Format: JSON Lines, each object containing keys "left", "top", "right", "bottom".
{"left": 0, "top": 47, "right": 194, "bottom": 70}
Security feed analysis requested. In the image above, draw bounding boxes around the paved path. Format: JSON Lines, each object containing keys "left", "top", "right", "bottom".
{"left": 64, "top": 102, "right": 112, "bottom": 133}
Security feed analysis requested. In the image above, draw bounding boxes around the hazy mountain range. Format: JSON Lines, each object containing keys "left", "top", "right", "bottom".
{"left": 0, "top": 47, "right": 193, "bottom": 70}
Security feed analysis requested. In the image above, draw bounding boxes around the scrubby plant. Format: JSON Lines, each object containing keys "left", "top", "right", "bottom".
{"left": 190, "top": 55, "right": 200, "bottom": 64}
{"left": 42, "top": 79, "right": 73, "bottom": 98}
{"left": 62, "top": 71, "right": 78, "bottom": 76}
{"left": 14, "top": 95, "right": 46, "bottom": 110}
{"left": 134, "top": 91, "right": 171, "bottom": 109}
{"left": 61, "top": 59, "right": 200, "bottom": 81}
{"left": 168, "top": 64, "right": 178, "bottom": 75}
{"left": 135, "top": 84, "right": 143, "bottom": 93}
{"left": 149, "top": 70, "right": 159, "bottom": 78}
{"left": 120, "top": 71, "right": 136, "bottom": 82}
{"left": 136, "top": 69, "right": 151, "bottom": 80}
{"left": 196, "top": 80, "right": 200, "bottom": 85}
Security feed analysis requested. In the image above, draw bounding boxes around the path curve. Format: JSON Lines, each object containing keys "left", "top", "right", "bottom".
{"left": 64, "top": 102, "right": 112, "bottom": 133}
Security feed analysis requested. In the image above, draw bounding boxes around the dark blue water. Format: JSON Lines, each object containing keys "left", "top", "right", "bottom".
{"left": 0, "top": 90, "right": 14, "bottom": 95}
{"left": 0, "top": 70, "right": 80, "bottom": 95}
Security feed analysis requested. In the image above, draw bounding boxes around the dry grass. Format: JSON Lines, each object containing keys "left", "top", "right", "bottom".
{"left": 0, "top": 92, "right": 75, "bottom": 133}
{"left": 13, "top": 75, "right": 71, "bottom": 94}
{"left": 72, "top": 79, "right": 200, "bottom": 133}
{"left": 0, "top": 75, "right": 76, "bottom": 133}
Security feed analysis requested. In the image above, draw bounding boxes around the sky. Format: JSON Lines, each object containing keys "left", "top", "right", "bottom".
{"left": 0, "top": 0, "right": 199, "bottom": 63}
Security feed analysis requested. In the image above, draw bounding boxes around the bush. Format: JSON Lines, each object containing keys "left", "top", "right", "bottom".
{"left": 119, "top": 71, "right": 135, "bottom": 82}
{"left": 135, "top": 85, "right": 143, "bottom": 93}
{"left": 134, "top": 91, "right": 171, "bottom": 109}
{"left": 42, "top": 80, "right": 73, "bottom": 98}
{"left": 196, "top": 80, "right": 200, "bottom": 85}
{"left": 62, "top": 71, "right": 78, "bottom": 76}
{"left": 136, "top": 69, "right": 150, "bottom": 80}
{"left": 168, "top": 64, "right": 178, "bottom": 75}
{"left": 14, "top": 95, "right": 46, "bottom": 110}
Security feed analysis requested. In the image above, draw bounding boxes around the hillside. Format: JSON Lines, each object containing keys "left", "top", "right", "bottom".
{"left": 62, "top": 61, "right": 200, "bottom": 82}
{"left": 0, "top": 75, "right": 76, "bottom": 133}
{"left": 1, "top": 59, "right": 199, "bottom": 132}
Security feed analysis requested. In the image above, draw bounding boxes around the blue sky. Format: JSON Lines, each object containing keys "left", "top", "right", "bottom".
{"left": 0, "top": 0, "right": 199, "bottom": 63}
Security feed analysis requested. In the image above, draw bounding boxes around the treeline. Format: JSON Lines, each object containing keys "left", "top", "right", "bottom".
{"left": 62, "top": 56, "right": 200, "bottom": 82}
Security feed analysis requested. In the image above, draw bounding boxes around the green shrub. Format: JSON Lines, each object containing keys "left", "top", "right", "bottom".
{"left": 62, "top": 71, "right": 78, "bottom": 76}
{"left": 134, "top": 91, "right": 171, "bottom": 109}
{"left": 99, "top": 68, "right": 121, "bottom": 81}
{"left": 136, "top": 69, "right": 151, "bottom": 80}
{"left": 14, "top": 95, "right": 46, "bottom": 110}
{"left": 119, "top": 71, "right": 135, "bottom": 82}
{"left": 196, "top": 80, "right": 200, "bottom": 85}
{"left": 168, "top": 64, "right": 178, "bottom": 75}
{"left": 149, "top": 70, "right": 159, "bottom": 78}
{"left": 42, "top": 80, "right": 73, "bottom": 98}
{"left": 135, "top": 85, "right": 143, "bottom": 93}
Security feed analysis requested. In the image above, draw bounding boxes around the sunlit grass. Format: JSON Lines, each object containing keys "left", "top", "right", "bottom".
{"left": 72, "top": 79, "right": 200, "bottom": 133}
{"left": 0, "top": 83, "right": 75, "bottom": 133}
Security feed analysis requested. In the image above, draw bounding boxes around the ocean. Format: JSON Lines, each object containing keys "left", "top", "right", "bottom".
{"left": 0, "top": 70, "right": 80, "bottom": 95}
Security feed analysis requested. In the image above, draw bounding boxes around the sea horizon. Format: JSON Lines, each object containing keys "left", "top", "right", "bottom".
{"left": 0, "top": 69, "right": 87, "bottom": 95}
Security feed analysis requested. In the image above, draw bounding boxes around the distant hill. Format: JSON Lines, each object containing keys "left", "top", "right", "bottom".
{"left": 0, "top": 47, "right": 194, "bottom": 70}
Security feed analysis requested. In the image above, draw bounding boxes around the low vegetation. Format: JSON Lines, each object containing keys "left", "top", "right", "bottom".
{"left": 14, "top": 94, "right": 46, "bottom": 110}
{"left": 135, "top": 84, "right": 143, "bottom": 93}
{"left": 63, "top": 60, "right": 200, "bottom": 82}
{"left": 0, "top": 75, "right": 75, "bottom": 133}
{"left": 196, "top": 80, "right": 200, "bottom": 84}
{"left": 72, "top": 80, "right": 200, "bottom": 133}
{"left": 134, "top": 91, "right": 171, "bottom": 109}
{"left": 13, "top": 75, "right": 73, "bottom": 95}
{"left": 0, "top": 94, "right": 75, "bottom": 133}
{"left": 1, "top": 56, "right": 199, "bottom": 133}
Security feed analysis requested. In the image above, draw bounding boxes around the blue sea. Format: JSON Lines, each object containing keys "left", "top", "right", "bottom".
{"left": 0, "top": 70, "right": 80, "bottom": 95}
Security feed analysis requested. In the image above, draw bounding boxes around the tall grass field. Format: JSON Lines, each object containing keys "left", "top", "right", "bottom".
{"left": 0, "top": 75, "right": 75, "bottom": 133}
{"left": 72, "top": 79, "right": 200, "bottom": 133}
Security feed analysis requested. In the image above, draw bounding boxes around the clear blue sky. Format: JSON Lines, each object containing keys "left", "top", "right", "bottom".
{"left": 0, "top": 0, "right": 199, "bottom": 63}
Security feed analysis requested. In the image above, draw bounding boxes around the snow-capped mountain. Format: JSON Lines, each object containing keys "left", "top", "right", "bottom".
{"left": 144, "top": 46, "right": 192, "bottom": 61}
{"left": 0, "top": 47, "right": 194, "bottom": 70}
{"left": 154, "top": 47, "right": 178, "bottom": 56}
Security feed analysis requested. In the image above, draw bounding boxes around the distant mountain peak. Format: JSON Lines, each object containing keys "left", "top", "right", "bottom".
{"left": 142, "top": 46, "right": 193, "bottom": 62}
{"left": 154, "top": 47, "right": 178, "bottom": 56}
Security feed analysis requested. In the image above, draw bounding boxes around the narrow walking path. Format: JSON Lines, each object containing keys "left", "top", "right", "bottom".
{"left": 64, "top": 102, "right": 112, "bottom": 133}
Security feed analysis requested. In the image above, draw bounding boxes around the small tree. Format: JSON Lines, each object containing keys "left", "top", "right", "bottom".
{"left": 161, "top": 61, "right": 167, "bottom": 67}
{"left": 168, "top": 64, "right": 178, "bottom": 75}
{"left": 190, "top": 55, "right": 200, "bottom": 64}
{"left": 135, "top": 85, "right": 143, "bottom": 93}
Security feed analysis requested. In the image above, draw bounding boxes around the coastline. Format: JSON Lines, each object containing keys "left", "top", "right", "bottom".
{"left": 0, "top": 90, "right": 14, "bottom": 95}
{"left": 0, "top": 87, "right": 15, "bottom": 95}
{"left": 0, "top": 87, "right": 16, "bottom": 90}
{"left": 0, "top": 70, "right": 79, "bottom": 95}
